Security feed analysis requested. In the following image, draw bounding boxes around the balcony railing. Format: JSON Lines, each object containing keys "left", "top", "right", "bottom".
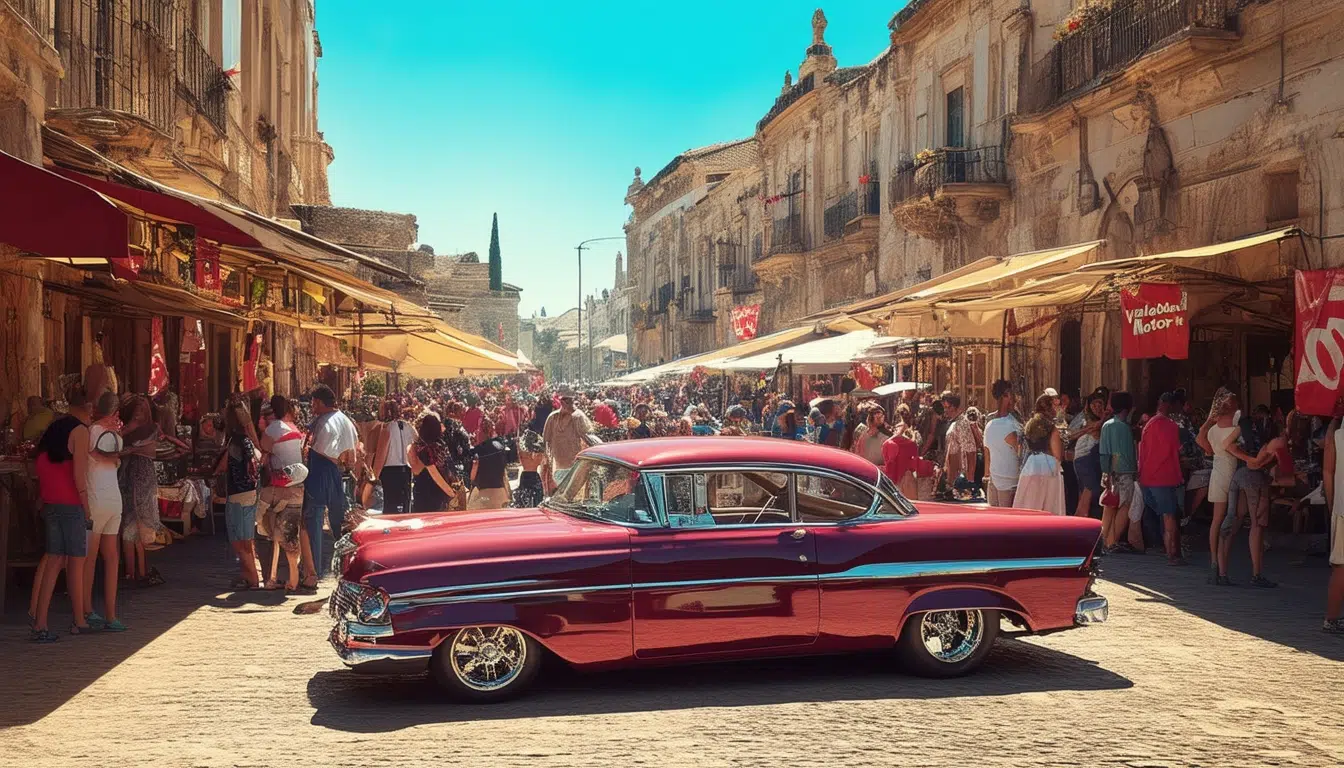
{"left": 769, "top": 212, "right": 806, "bottom": 255}
{"left": 8, "top": 0, "right": 51, "bottom": 35}
{"left": 889, "top": 146, "right": 1007, "bottom": 205}
{"left": 823, "top": 191, "right": 857, "bottom": 242}
{"left": 1024, "top": 0, "right": 1239, "bottom": 114}
{"left": 861, "top": 180, "right": 881, "bottom": 216}
{"left": 177, "top": 27, "right": 227, "bottom": 133}
{"left": 718, "top": 262, "right": 759, "bottom": 293}
{"left": 54, "top": 0, "right": 176, "bottom": 133}
{"left": 686, "top": 308, "right": 715, "bottom": 323}
{"left": 758, "top": 73, "right": 815, "bottom": 132}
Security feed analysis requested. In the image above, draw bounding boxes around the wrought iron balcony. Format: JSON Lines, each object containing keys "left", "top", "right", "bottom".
{"left": 718, "top": 262, "right": 759, "bottom": 294}
{"left": 8, "top": 0, "right": 51, "bottom": 35}
{"left": 823, "top": 191, "right": 857, "bottom": 242}
{"left": 768, "top": 212, "right": 806, "bottom": 255}
{"left": 822, "top": 182, "right": 883, "bottom": 242}
{"left": 1023, "top": 0, "right": 1240, "bottom": 114}
{"left": 177, "top": 27, "right": 228, "bottom": 133}
{"left": 53, "top": 0, "right": 176, "bottom": 133}
{"left": 890, "top": 146, "right": 1007, "bottom": 205}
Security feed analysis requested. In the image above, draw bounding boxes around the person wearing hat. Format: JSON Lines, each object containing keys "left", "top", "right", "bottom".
{"left": 542, "top": 388, "right": 594, "bottom": 490}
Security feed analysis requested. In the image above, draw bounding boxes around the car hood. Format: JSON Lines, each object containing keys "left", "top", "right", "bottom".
{"left": 343, "top": 506, "right": 632, "bottom": 591}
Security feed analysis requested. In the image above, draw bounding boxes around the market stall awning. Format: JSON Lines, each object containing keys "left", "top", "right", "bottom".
{"left": 1075, "top": 227, "right": 1301, "bottom": 283}
{"left": 43, "top": 128, "right": 414, "bottom": 282}
{"left": 318, "top": 322, "right": 519, "bottom": 377}
{"left": 718, "top": 329, "right": 898, "bottom": 373}
{"left": 595, "top": 334, "right": 629, "bottom": 354}
{"left": 515, "top": 347, "right": 539, "bottom": 372}
{"left": 0, "top": 150, "right": 131, "bottom": 267}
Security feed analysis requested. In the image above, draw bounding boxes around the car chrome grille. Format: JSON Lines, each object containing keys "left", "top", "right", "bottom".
{"left": 329, "top": 580, "right": 362, "bottom": 620}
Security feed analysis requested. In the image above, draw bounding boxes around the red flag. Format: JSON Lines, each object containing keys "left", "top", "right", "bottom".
{"left": 1119, "top": 283, "right": 1188, "bottom": 360}
{"left": 195, "top": 239, "right": 221, "bottom": 293}
{"left": 1294, "top": 269, "right": 1344, "bottom": 417}
{"left": 731, "top": 304, "right": 761, "bottom": 341}
{"left": 148, "top": 317, "right": 169, "bottom": 396}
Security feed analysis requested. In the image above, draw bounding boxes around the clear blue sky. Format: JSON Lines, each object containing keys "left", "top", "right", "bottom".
{"left": 318, "top": 1, "right": 901, "bottom": 318}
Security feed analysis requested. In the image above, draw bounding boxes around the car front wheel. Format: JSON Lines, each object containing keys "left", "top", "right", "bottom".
{"left": 432, "top": 625, "right": 542, "bottom": 702}
{"left": 897, "top": 608, "right": 997, "bottom": 677}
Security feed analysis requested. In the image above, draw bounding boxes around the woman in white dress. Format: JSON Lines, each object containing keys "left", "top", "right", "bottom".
{"left": 1198, "top": 388, "right": 1240, "bottom": 585}
{"left": 1013, "top": 394, "right": 1067, "bottom": 515}
{"left": 83, "top": 391, "right": 127, "bottom": 631}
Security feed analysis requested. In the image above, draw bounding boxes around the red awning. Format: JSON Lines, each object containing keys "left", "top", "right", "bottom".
{"left": 0, "top": 150, "right": 130, "bottom": 264}
{"left": 49, "top": 167, "right": 261, "bottom": 249}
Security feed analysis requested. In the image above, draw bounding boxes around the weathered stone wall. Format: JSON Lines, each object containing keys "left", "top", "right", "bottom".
{"left": 291, "top": 205, "right": 419, "bottom": 250}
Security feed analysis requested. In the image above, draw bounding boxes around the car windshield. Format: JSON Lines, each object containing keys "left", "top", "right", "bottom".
{"left": 545, "top": 459, "right": 656, "bottom": 525}
{"left": 876, "top": 473, "right": 918, "bottom": 516}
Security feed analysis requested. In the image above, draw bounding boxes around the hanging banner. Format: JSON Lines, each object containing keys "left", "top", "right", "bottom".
{"left": 195, "top": 238, "right": 221, "bottom": 294}
{"left": 1294, "top": 269, "right": 1344, "bottom": 417}
{"left": 1119, "top": 283, "right": 1188, "bottom": 359}
{"left": 148, "top": 317, "right": 169, "bottom": 396}
{"left": 731, "top": 304, "right": 761, "bottom": 341}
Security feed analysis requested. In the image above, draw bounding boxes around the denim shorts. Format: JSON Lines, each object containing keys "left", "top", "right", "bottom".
{"left": 225, "top": 501, "right": 258, "bottom": 543}
{"left": 43, "top": 503, "right": 88, "bottom": 557}
{"left": 1074, "top": 449, "right": 1102, "bottom": 495}
{"left": 1142, "top": 485, "right": 1182, "bottom": 518}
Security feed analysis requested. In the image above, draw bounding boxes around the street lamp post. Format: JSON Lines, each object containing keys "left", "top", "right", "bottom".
{"left": 575, "top": 236, "right": 625, "bottom": 382}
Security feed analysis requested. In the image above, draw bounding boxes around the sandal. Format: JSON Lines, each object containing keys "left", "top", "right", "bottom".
{"left": 31, "top": 629, "right": 58, "bottom": 643}
{"left": 70, "top": 623, "right": 97, "bottom": 635}
{"left": 145, "top": 568, "right": 166, "bottom": 587}
{"left": 103, "top": 619, "right": 128, "bottom": 632}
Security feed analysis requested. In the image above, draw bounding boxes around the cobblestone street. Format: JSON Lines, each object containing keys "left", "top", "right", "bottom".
{"left": 2, "top": 534, "right": 1341, "bottom": 768}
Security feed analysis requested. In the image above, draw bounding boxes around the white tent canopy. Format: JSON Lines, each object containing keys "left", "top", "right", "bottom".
{"left": 717, "top": 329, "right": 899, "bottom": 374}
{"left": 595, "top": 334, "right": 628, "bottom": 354}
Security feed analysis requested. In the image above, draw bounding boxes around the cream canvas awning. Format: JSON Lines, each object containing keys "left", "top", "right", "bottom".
{"left": 595, "top": 334, "right": 629, "bottom": 354}
{"left": 718, "top": 329, "right": 899, "bottom": 373}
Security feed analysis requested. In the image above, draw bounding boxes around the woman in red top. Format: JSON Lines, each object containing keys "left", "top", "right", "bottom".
{"left": 882, "top": 404, "right": 936, "bottom": 500}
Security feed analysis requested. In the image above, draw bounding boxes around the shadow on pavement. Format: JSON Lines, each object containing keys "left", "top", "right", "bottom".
{"left": 0, "top": 532, "right": 294, "bottom": 728}
{"left": 1100, "top": 539, "right": 1342, "bottom": 662}
{"left": 307, "top": 638, "right": 1131, "bottom": 732}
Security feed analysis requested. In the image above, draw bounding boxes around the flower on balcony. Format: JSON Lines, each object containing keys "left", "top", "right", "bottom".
{"left": 858, "top": 174, "right": 871, "bottom": 185}
{"left": 1053, "top": 1, "right": 1112, "bottom": 41}
{"left": 914, "top": 148, "right": 939, "bottom": 165}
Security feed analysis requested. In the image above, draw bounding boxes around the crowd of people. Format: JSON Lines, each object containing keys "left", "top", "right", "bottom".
{"left": 14, "top": 367, "right": 1344, "bottom": 641}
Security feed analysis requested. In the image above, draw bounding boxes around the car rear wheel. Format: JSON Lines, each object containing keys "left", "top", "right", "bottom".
{"left": 897, "top": 609, "right": 997, "bottom": 677}
{"left": 432, "top": 625, "right": 542, "bottom": 702}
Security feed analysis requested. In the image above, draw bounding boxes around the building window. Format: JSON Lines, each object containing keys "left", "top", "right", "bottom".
{"left": 945, "top": 87, "right": 965, "bottom": 148}
{"left": 1265, "top": 171, "right": 1299, "bottom": 224}
{"left": 706, "top": 173, "right": 729, "bottom": 185}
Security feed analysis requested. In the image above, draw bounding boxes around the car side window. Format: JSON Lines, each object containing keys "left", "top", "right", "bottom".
{"left": 663, "top": 471, "right": 792, "bottom": 527}
{"left": 794, "top": 473, "right": 875, "bottom": 523}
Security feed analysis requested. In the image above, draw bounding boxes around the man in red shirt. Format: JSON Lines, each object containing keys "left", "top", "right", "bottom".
{"left": 1139, "top": 392, "right": 1186, "bottom": 565}
{"left": 461, "top": 393, "right": 485, "bottom": 442}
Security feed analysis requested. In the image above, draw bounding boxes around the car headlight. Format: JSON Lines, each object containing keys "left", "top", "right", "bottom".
{"left": 357, "top": 589, "right": 389, "bottom": 624}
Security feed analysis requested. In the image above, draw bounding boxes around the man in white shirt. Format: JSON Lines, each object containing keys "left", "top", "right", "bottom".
{"left": 982, "top": 379, "right": 1023, "bottom": 508}
{"left": 1321, "top": 418, "right": 1344, "bottom": 634}
{"left": 302, "top": 385, "right": 357, "bottom": 581}
{"left": 543, "top": 389, "right": 594, "bottom": 489}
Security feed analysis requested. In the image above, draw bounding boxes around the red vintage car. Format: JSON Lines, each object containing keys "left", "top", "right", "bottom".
{"left": 329, "top": 437, "right": 1108, "bottom": 701}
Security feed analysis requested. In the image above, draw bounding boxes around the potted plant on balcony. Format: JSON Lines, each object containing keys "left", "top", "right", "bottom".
{"left": 1054, "top": 0, "right": 1111, "bottom": 41}
{"left": 914, "top": 148, "right": 939, "bottom": 166}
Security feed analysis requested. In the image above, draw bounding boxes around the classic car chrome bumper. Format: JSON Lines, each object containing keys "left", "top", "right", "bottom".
{"left": 1075, "top": 595, "right": 1109, "bottom": 625}
{"left": 329, "top": 619, "right": 431, "bottom": 674}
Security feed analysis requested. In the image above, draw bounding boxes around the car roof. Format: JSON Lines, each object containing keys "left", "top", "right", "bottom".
{"left": 580, "top": 436, "right": 880, "bottom": 485}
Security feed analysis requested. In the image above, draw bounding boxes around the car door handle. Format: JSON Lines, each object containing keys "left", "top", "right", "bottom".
{"left": 791, "top": 528, "right": 807, "bottom": 540}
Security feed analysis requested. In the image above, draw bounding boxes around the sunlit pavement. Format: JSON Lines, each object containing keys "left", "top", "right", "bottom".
{"left": 2, "top": 533, "right": 1341, "bottom": 768}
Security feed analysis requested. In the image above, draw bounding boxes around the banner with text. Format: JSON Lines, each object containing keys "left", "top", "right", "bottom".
{"left": 731, "top": 304, "right": 761, "bottom": 341}
{"left": 1294, "top": 269, "right": 1344, "bottom": 417}
{"left": 1120, "top": 283, "right": 1188, "bottom": 359}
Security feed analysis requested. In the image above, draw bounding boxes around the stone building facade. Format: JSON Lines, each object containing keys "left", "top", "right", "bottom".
{"left": 290, "top": 205, "right": 523, "bottom": 350}
{"left": 623, "top": 2, "right": 1344, "bottom": 409}
{"left": 0, "top": 0, "right": 330, "bottom": 409}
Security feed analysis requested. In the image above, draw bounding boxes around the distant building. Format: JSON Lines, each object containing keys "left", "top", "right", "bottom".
{"left": 291, "top": 206, "right": 522, "bottom": 349}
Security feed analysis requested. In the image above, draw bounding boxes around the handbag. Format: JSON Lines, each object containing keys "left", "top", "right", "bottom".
{"left": 1099, "top": 480, "right": 1120, "bottom": 508}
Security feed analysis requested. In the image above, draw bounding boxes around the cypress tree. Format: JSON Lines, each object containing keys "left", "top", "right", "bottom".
{"left": 488, "top": 213, "right": 502, "bottom": 291}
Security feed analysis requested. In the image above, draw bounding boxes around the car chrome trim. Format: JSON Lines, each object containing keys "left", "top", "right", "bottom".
{"left": 1075, "top": 595, "right": 1109, "bottom": 624}
{"left": 389, "top": 556, "right": 1086, "bottom": 609}
{"left": 335, "top": 644, "right": 432, "bottom": 669}
{"left": 344, "top": 620, "right": 396, "bottom": 639}
{"left": 820, "top": 557, "right": 1086, "bottom": 582}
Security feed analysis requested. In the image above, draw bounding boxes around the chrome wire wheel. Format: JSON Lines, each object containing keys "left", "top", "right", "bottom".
{"left": 918, "top": 610, "right": 985, "bottom": 664}
{"left": 449, "top": 626, "right": 530, "bottom": 692}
